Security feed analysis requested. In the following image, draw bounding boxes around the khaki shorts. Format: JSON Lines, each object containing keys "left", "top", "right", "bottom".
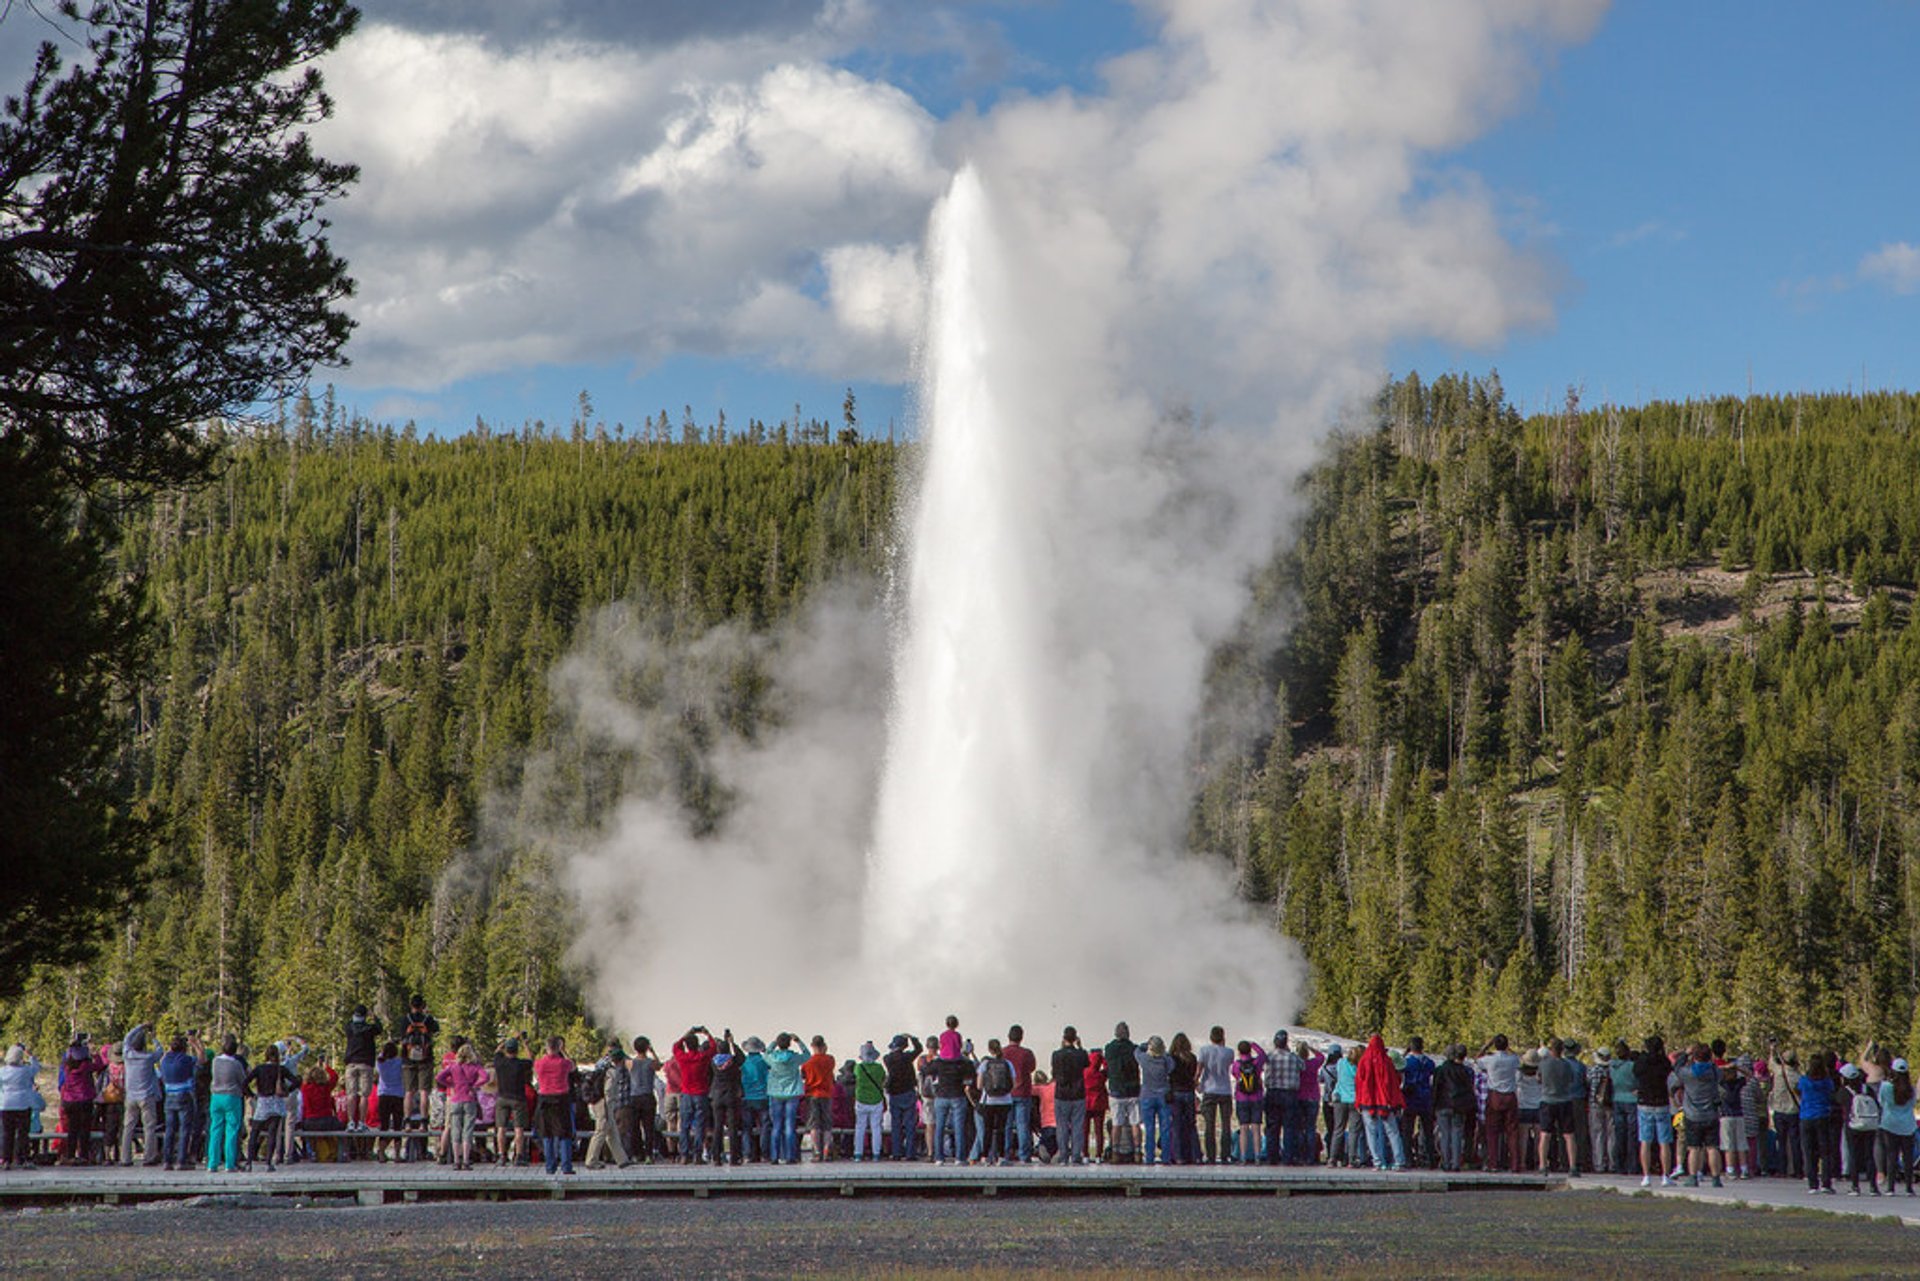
{"left": 1109, "top": 1097, "right": 1142, "bottom": 1128}
{"left": 1718, "top": 1117, "right": 1745, "bottom": 1152}
{"left": 345, "top": 1064, "right": 377, "bottom": 1096}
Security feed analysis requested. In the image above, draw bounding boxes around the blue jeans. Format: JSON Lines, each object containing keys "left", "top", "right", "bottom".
{"left": 542, "top": 1136, "right": 573, "bottom": 1174}
{"left": 743, "top": 1101, "right": 770, "bottom": 1161}
{"left": 769, "top": 1097, "right": 800, "bottom": 1163}
{"left": 1009, "top": 1098, "right": 1032, "bottom": 1161}
{"left": 1169, "top": 1091, "right": 1197, "bottom": 1163}
{"left": 1140, "top": 1094, "right": 1170, "bottom": 1163}
{"left": 933, "top": 1096, "right": 967, "bottom": 1162}
{"left": 681, "top": 1094, "right": 709, "bottom": 1159}
{"left": 1363, "top": 1111, "right": 1406, "bottom": 1169}
{"left": 163, "top": 1093, "right": 196, "bottom": 1167}
{"left": 1613, "top": 1101, "right": 1639, "bottom": 1173}
{"left": 887, "top": 1092, "right": 917, "bottom": 1159}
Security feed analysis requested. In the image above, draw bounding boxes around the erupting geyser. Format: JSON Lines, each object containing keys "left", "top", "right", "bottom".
{"left": 863, "top": 165, "right": 1304, "bottom": 1036}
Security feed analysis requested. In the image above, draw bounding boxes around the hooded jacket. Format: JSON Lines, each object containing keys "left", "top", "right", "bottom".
{"left": 1354, "top": 1035, "right": 1406, "bottom": 1114}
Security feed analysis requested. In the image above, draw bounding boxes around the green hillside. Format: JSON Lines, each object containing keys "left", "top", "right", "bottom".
{"left": 6, "top": 378, "right": 1920, "bottom": 1057}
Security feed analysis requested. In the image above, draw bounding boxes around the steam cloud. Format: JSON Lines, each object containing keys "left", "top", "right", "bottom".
{"left": 473, "top": 0, "right": 1606, "bottom": 1047}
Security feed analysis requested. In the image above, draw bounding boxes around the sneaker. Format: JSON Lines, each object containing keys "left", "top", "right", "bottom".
{"left": 1711, "top": 1177, "right": 1723, "bottom": 1189}
{"left": 1640, "top": 1175, "right": 1651, "bottom": 1188}
{"left": 1688, "top": 1176, "right": 1700, "bottom": 1188}
{"left": 1660, "top": 1176, "right": 1675, "bottom": 1187}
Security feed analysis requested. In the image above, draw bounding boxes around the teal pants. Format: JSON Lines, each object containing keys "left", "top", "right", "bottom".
{"left": 207, "top": 1094, "right": 244, "bottom": 1171}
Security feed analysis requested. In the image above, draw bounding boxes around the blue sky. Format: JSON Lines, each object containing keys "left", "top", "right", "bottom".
{"left": 319, "top": 1, "right": 1920, "bottom": 433}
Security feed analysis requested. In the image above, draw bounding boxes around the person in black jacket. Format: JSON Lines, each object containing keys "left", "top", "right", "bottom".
{"left": 343, "top": 1005, "right": 383, "bottom": 1132}
{"left": 1432, "top": 1044, "right": 1476, "bottom": 1171}
{"left": 1051, "top": 1028, "right": 1092, "bottom": 1166}
{"left": 883, "top": 1035, "right": 923, "bottom": 1160}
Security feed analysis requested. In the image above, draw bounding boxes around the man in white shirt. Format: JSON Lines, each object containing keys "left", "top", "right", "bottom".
{"left": 1476, "top": 1034, "right": 1522, "bottom": 1172}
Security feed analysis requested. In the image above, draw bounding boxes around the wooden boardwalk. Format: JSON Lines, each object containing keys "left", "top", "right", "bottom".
{"left": 0, "top": 1161, "right": 1560, "bottom": 1206}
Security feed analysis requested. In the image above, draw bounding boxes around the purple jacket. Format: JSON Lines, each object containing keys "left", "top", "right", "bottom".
{"left": 59, "top": 1046, "right": 106, "bottom": 1103}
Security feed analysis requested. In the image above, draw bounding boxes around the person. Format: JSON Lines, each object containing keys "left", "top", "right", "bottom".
{"left": 1583, "top": 1044, "right": 1614, "bottom": 1173}
{"left": 1878, "top": 1057, "right": 1916, "bottom": 1197}
{"left": 394, "top": 996, "right": 437, "bottom": 1126}
{"left": 883, "top": 1034, "right": 922, "bottom": 1161}
{"left": 343, "top": 1005, "right": 382, "bottom": 1132}
{"left": 1, "top": 1044, "right": 42, "bottom": 1171}
{"left": 1230, "top": 1039, "right": 1266, "bottom": 1164}
{"left": 1136, "top": 1036, "right": 1173, "bottom": 1166}
{"left": 1794, "top": 1050, "right": 1835, "bottom": 1193}
{"left": 1476, "top": 1034, "right": 1521, "bottom": 1174}
{"left": 801, "top": 1036, "right": 836, "bottom": 1162}
{"left": 939, "top": 1015, "right": 963, "bottom": 1063}
{"left": 533, "top": 1036, "right": 576, "bottom": 1175}
{"left": 1535, "top": 1039, "right": 1579, "bottom": 1176}
{"left": 831, "top": 1061, "right": 856, "bottom": 1159}
{"left": 489, "top": 1038, "right": 531, "bottom": 1167}
{"left": 435, "top": 1043, "right": 486, "bottom": 1171}
{"left": 1433, "top": 1044, "right": 1474, "bottom": 1172}
{"left": 1104, "top": 1023, "right": 1142, "bottom": 1160}
{"left": 120, "top": 1026, "right": 164, "bottom": 1168}
{"left": 1841, "top": 1062, "right": 1880, "bottom": 1195}
{"left": 298, "top": 1057, "right": 343, "bottom": 1161}
{"left": 1083, "top": 1049, "right": 1109, "bottom": 1164}
{"left": 630, "top": 1037, "right": 664, "bottom": 1163}
{"left": 707, "top": 1035, "right": 744, "bottom": 1166}
{"left": 204, "top": 1034, "right": 247, "bottom": 1173}
{"left": 917, "top": 1034, "right": 942, "bottom": 1158}
{"left": 1331, "top": 1042, "right": 1362, "bottom": 1167}
{"left": 1050, "top": 1028, "right": 1090, "bottom": 1167}
{"left": 1631, "top": 1035, "right": 1675, "bottom": 1187}
{"left": 1167, "top": 1033, "right": 1201, "bottom": 1165}
{"left": 57, "top": 1032, "right": 106, "bottom": 1165}
{"left": 1351, "top": 1034, "right": 1406, "bottom": 1170}
{"left": 1607, "top": 1040, "right": 1638, "bottom": 1176}
{"left": 96, "top": 1041, "right": 126, "bottom": 1165}
{"left": 672, "top": 1027, "right": 718, "bottom": 1165}
{"left": 1399, "top": 1037, "right": 1436, "bottom": 1169}
{"left": 764, "top": 1033, "right": 807, "bottom": 1165}
{"left": 927, "top": 1039, "right": 973, "bottom": 1165}
{"left": 246, "top": 1042, "right": 300, "bottom": 1172}
{"left": 1003, "top": 1026, "right": 1037, "bottom": 1164}
{"left": 1719, "top": 1057, "right": 1749, "bottom": 1180}
{"left": 158, "top": 1032, "right": 201, "bottom": 1170}
{"left": 1257, "top": 1031, "right": 1295, "bottom": 1166}
{"left": 850, "top": 1042, "right": 887, "bottom": 1161}
{"left": 600, "top": 1043, "right": 638, "bottom": 1168}
{"left": 368, "top": 1041, "right": 407, "bottom": 1161}
{"left": 1297, "top": 1040, "right": 1327, "bottom": 1164}
{"left": 1678, "top": 1043, "right": 1723, "bottom": 1188}
{"left": 976, "top": 1039, "right": 1016, "bottom": 1164}
{"left": 1190, "top": 1026, "right": 1235, "bottom": 1165}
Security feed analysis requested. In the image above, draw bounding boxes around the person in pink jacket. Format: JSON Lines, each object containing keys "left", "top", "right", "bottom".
{"left": 436, "top": 1044, "right": 488, "bottom": 1171}
{"left": 57, "top": 1033, "right": 107, "bottom": 1165}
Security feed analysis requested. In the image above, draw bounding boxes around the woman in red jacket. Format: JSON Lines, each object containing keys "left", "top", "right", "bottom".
{"left": 1084, "top": 1050, "right": 1109, "bottom": 1163}
{"left": 1354, "top": 1035, "right": 1407, "bottom": 1171}
{"left": 533, "top": 1036, "right": 577, "bottom": 1176}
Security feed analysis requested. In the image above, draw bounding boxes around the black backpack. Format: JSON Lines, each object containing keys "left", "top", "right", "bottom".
{"left": 1237, "top": 1060, "right": 1261, "bottom": 1096}
{"left": 403, "top": 1014, "right": 432, "bottom": 1062}
{"left": 982, "top": 1057, "right": 1013, "bottom": 1096}
{"left": 581, "top": 1067, "right": 606, "bottom": 1106}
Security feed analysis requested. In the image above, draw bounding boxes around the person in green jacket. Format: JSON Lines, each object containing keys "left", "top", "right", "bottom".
{"left": 852, "top": 1042, "right": 887, "bottom": 1161}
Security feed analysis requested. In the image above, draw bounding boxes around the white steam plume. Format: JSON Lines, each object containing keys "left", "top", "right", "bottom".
{"left": 479, "top": 0, "right": 1605, "bottom": 1048}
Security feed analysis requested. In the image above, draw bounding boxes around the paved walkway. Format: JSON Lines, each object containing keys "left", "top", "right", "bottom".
{"left": 1570, "top": 1171, "right": 1920, "bottom": 1225}
{"left": 0, "top": 1159, "right": 1557, "bottom": 1205}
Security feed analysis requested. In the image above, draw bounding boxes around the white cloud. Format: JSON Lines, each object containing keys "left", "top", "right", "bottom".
{"left": 318, "top": 23, "right": 944, "bottom": 388}
{"left": 1860, "top": 241, "right": 1920, "bottom": 294}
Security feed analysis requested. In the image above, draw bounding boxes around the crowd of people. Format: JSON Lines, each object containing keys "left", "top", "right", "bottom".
{"left": 2, "top": 1005, "right": 1915, "bottom": 1197}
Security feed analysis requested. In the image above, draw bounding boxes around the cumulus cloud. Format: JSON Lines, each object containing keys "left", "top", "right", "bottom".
{"left": 1860, "top": 241, "right": 1920, "bottom": 294}
{"left": 317, "top": 22, "right": 945, "bottom": 387}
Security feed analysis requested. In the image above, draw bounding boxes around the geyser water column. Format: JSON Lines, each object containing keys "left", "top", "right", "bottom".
{"left": 865, "top": 165, "right": 1303, "bottom": 1035}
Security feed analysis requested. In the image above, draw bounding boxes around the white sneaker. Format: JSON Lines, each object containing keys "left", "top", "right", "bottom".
{"left": 1660, "top": 1176, "right": 1675, "bottom": 1187}
{"left": 1640, "top": 1175, "right": 1651, "bottom": 1188}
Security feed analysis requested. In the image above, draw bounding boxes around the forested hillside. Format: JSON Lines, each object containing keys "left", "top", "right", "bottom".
{"left": 1203, "top": 376, "right": 1920, "bottom": 1051}
{"left": 0, "top": 398, "right": 895, "bottom": 1051}
{"left": 6, "top": 379, "right": 1920, "bottom": 1058}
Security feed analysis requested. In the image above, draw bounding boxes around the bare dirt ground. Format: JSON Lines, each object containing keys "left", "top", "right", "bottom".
{"left": 6, "top": 1189, "right": 1914, "bottom": 1278}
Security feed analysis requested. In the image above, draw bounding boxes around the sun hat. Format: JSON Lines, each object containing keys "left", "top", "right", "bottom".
{"left": 1840, "top": 1063, "right": 1863, "bottom": 1080}
{"left": 1895, "top": 1058, "right": 1910, "bottom": 1073}
{"left": 743, "top": 1036, "right": 766, "bottom": 1054}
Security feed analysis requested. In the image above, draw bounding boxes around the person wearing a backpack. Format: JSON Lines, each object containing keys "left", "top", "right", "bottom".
{"left": 975, "top": 1040, "right": 1016, "bottom": 1164}
{"left": 1841, "top": 1063, "right": 1882, "bottom": 1194}
{"left": 398, "top": 996, "right": 439, "bottom": 1124}
{"left": 851, "top": 1042, "right": 887, "bottom": 1161}
{"left": 1231, "top": 1039, "right": 1266, "bottom": 1164}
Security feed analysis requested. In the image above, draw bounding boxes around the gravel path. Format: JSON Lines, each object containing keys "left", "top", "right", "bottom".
{"left": 6, "top": 1190, "right": 1913, "bottom": 1278}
